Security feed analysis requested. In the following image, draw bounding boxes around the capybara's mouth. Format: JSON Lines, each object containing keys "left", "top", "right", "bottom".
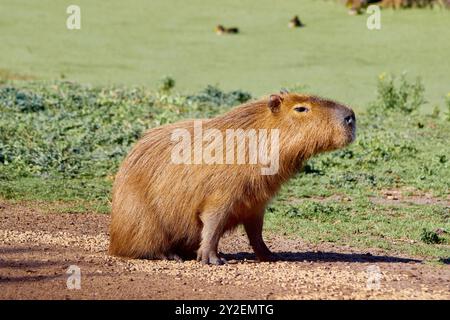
{"left": 336, "top": 122, "right": 356, "bottom": 148}
{"left": 348, "top": 124, "right": 356, "bottom": 144}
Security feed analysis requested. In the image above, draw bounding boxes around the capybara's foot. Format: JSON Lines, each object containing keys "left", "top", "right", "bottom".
{"left": 250, "top": 237, "right": 277, "bottom": 262}
{"left": 154, "top": 253, "right": 183, "bottom": 262}
{"left": 167, "top": 253, "right": 183, "bottom": 262}
{"left": 196, "top": 249, "right": 227, "bottom": 265}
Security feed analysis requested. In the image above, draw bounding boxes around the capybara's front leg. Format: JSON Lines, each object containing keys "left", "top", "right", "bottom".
{"left": 197, "top": 210, "right": 228, "bottom": 265}
{"left": 243, "top": 212, "right": 277, "bottom": 262}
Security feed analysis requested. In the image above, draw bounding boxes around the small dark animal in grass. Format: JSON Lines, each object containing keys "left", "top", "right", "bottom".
{"left": 289, "top": 16, "right": 304, "bottom": 28}
{"left": 109, "top": 91, "right": 356, "bottom": 264}
{"left": 215, "top": 25, "right": 239, "bottom": 35}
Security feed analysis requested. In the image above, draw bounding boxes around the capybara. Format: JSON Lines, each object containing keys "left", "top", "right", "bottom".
{"left": 109, "top": 92, "right": 356, "bottom": 264}
{"left": 288, "top": 16, "right": 304, "bottom": 28}
{"left": 215, "top": 25, "right": 239, "bottom": 35}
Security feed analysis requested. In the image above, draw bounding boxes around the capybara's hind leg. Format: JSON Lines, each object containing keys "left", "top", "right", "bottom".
{"left": 243, "top": 212, "right": 277, "bottom": 262}
{"left": 197, "top": 210, "right": 228, "bottom": 265}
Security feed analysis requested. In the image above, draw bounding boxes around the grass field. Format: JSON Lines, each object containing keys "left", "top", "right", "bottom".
{"left": 1, "top": 0, "right": 450, "bottom": 110}
{"left": 1, "top": 77, "right": 449, "bottom": 261}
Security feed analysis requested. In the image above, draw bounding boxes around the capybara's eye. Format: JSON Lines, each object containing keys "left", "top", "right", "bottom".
{"left": 294, "top": 106, "right": 309, "bottom": 113}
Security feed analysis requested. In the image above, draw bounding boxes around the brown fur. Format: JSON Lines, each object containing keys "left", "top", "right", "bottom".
{"left": 289, "top": 16, "right": 304, "bottom": 28}
{"left": 215, "top": 25, "right": 239, "bottom": 35}
{"left": 109, "top": 92, "right": 356, "bottom": 264}
{"left": 380, "top": 0, "right": 404, "bottom": 8}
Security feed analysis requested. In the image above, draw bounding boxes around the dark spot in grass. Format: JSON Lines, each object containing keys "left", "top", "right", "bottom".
{"left": 420, "top": 228, "right": 443, "bottom": 244}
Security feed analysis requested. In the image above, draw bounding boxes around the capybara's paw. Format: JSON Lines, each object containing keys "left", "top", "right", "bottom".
{"left": 167, "top": 253, "right": 183, "bottom": 262}
{"left": 208, "top": 255, "right": 227, "bottom": 265}
{"left": 154, "top": 252, "right": 183, "bottom": 262}
{"left": 196, "top": 250, "right": 227, "bottom": 265}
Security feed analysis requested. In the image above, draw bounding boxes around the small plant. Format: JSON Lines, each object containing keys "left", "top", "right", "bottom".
{"left": 286, "top": 83, "right": 308, "bottom": 93}
{"left": 0, "top": 87, "right": 45, "bottom": 112}
{"left": 446, "top": 93, "right": 450, "bottom": 121}
{"left": 186, "top": 85, "right": 251, "bottom": 107}
{"left": 370, "top": 73, "right": 425, "bottom": 115}
{"left": 431, "top": 105, "right": 440, "bottom": 119}
{"left": 420, "top": 228, "right": 443, "bottom": 244}
{"left": 281, "top": 201, "right": 349, "bottom": 222}
{"left": 158, "top": 76, "right": 176, "bottom": 93}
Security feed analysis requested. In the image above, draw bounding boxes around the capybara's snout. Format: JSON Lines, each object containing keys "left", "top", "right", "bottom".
{"left": 335, "top": 106, "right": 356, "bottom": 145}
{"left": 344, "top": 109, "right": 356, "bottom": 143}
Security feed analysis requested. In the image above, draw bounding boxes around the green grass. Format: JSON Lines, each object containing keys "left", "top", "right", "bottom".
{"left": 1, "top": 0, "right": 450, "bottom": 109}
{"left": 265, "top": 198, "right": 449, "bottom": 259}
{"left": 0, "top": 77, "right": 449, "bottom": 261}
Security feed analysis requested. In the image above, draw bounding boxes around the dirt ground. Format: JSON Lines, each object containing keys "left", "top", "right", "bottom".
{"left": 0, "top": 201, "right": 449, "bottom": 300}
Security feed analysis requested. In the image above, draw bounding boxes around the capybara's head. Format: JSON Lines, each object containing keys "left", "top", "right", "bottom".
{"left": 267, "top": 92, "right": 356, "bottom": 157}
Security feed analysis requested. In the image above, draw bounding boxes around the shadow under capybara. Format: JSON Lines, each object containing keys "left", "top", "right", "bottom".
{"left": 109, "top": 91, "right": 356, "bottom": 264}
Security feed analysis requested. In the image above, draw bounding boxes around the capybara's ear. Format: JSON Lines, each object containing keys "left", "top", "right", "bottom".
{"left": 268, "top": 94, "right": 283, "bottom": 113}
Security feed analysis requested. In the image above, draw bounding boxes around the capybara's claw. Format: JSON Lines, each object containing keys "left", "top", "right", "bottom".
{"left": 209, "top": 256, "right": 227, "bottom": 265}
{"left": 197, "top": 250, "right": 227, "bottom": 265}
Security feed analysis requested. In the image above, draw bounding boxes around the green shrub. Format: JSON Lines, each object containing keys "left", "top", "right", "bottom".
{"left": 158, "top": 76, "right": 176, "bottom": 93}
{"left": 446, "top": 93, "right": 450, "bottom": 121}
{"left": 269, "top": 201, "right": 350, "bottom": 222}
{"left": 420, "top": 228, "right": 444, "bottom": 244}
{"left": 0, "top": 87, "right": 45, "bottom": 112}
{"left": 369, "top": 73, "right": 425, "bottom": 115}
{"left": 0, "top": 81, "right": 252, "bottom": 179}
{"left": 186, "top": 85, "right": 251, "bottom": 108}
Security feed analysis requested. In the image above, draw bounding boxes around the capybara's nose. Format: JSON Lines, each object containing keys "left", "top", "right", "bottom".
{"left": 344, "top": 115, "right": 353, "bottom": 125}
{"left": 344, "top": 111, "right": 355, "bottom": 126}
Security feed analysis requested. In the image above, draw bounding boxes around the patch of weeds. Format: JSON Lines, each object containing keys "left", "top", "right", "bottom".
{"left": 269, "top": 201, "right": 351, "bottom": 222}
{"left": 430, "top": 105, "right": 440, "bottom": 119}
{"left": 420, "top": 228, "right": 444, "bottom": 244}
{"left": 369, "top": 72, "right": 425, "bottom": 115}
{"left": 186, "top": 85, "right": 251, "bottom": 108}
{"left": 446, "top": 93, "right": 450, "bottom": 121}
{"left": 158, "top": 76, "right": 176, "bottom": 93}
{"left": 326, "top": 171, "right": 380, "bottom": 189}
{"left": 438, "top": 257, "right": 449, "bottom": 265}
{"left": 0, "top": 86, "right": 45, "bottom": 112}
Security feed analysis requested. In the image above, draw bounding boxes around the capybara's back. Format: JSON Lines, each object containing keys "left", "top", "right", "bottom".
{"left": 109, "top": 92, "right": 356, "bottom": 264}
